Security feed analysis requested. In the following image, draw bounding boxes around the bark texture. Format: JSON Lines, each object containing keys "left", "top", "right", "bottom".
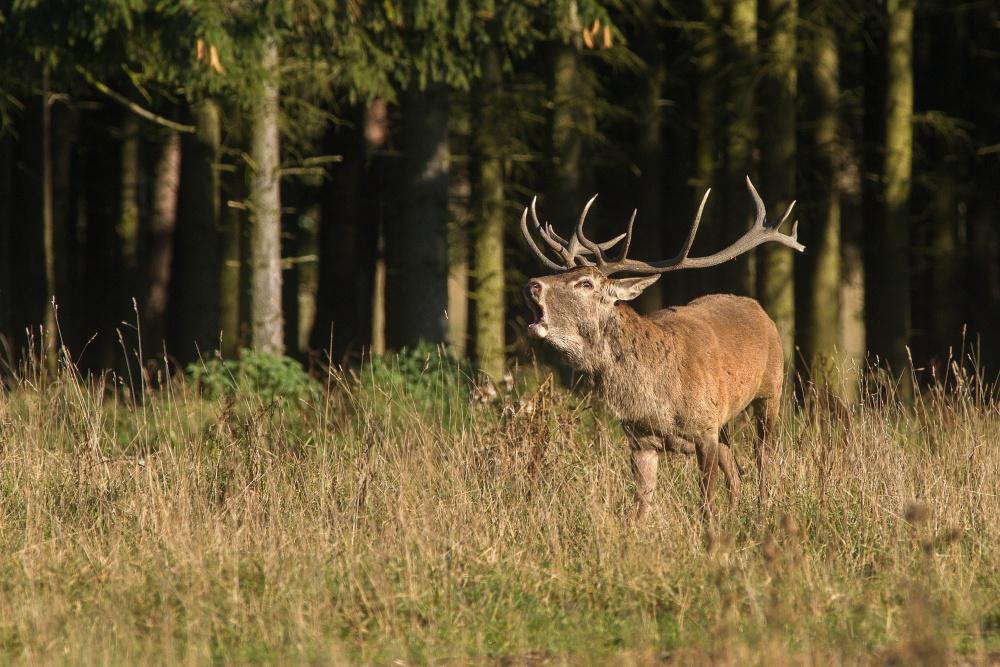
{"left": 757, "top": 0, "right": 796, "bottom": 362}
{"left": 692, "top": 0, "right": 723, "bottom": 298}
{"left": 144, "top": 128, "right": 182, "bottom": 356}
{"left": 549, "top": 30, "right": 588, "bottom": 226}
{"left": 720, "top": 0, "right": 757, "bottom": 296}
{"left": 173, "top": 98, "right": 221, "bottom": 362}
{"left": 119, "top": 114, "right": 141, "bottom": 288}
{"left": 41, "top": 74, "right": 57, "bottom": 368}
{"left": 472, "top": 39, "right": 506, "bottom": 379}
{"left": 249, "top": 35, "right": 284, "bottom": 355}
{"left": 865, "top": 0, "right": 913, "bottom": 398}
{"left": 796, "top": 4, "right": 841, "bottom": 389}
{"left": 633, "top": 0, "right": 666, "bottom": 313}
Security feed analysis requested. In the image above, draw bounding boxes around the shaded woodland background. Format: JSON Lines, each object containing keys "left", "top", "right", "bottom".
{"left": 0, "top": 0, "right": 998, "bottom": 398}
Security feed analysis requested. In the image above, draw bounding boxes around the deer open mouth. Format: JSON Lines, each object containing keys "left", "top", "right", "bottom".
{"left": 527, "top": 301, "right": 549, "bottom": 339}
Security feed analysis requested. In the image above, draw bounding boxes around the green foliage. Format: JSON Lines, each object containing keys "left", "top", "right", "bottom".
{"left": 358, "top": 342, "right": 470, "bottom": 408}
{"left": 187, "top": 349, "right": 319, "bottom": 403}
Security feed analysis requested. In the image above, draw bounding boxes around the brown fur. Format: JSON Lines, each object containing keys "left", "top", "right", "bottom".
{"left": 525, "top": 266, "right": 783, "bottom": 521}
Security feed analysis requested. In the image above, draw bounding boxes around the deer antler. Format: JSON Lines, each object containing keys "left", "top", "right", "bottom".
{"left": 520, "top": 195, "right": 626, "bottom": 270}
{"left": 569, "top": 176, "right": 803, "bottom": 275}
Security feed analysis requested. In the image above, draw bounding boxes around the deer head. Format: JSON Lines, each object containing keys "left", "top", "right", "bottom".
{"left": 521, "top": 177, "right": 804, "bottom": 359}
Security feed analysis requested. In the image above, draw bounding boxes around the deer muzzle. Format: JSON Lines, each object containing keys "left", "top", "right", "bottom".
{"left": 524, "top": 280, "right": 549, "bottom": 339}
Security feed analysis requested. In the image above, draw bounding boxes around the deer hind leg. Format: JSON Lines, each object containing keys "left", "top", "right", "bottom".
{"left": 694, "top": 433, "right": 721, "bottom": 525}
{"left": 717, "top": 428, "right": 741, "bottom": 507}
{"left": 753, "top": 397, "right": 779, "bottom": 508}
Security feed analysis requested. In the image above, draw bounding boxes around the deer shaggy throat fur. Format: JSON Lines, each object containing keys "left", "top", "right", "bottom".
{"left": 521, "top": 178, "right": 804, "bottom": 521}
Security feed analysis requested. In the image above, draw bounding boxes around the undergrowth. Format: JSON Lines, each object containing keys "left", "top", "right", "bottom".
{"left": 0, "top": 348, "right": 997, "bottom": 665}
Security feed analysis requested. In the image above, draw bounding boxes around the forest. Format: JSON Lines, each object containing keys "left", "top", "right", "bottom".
{"left": 0, "top": 0, "right": 997, "bottom": 394}
{"left": 1, "top": 2, "right": 1000, "bottom": 664}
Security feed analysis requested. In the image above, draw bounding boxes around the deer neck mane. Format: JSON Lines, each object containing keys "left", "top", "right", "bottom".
{"left": 582, "top": 303, "right": 672, "bottom": 392}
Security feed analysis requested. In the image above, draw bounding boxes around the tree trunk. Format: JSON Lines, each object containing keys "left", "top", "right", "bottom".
{"left": 295, "top": 203, "right": 319, "bottom": 353}
{"left": 239, "top": 183, "right": 254, "bottom": 351}
{"left": 472, "top": 39, "right": 506, "bottom": 378}
{"left": 865, "top": 0, "right": 913, "bottom": 398}
{"left": 448, "top": 167, "right": 470, "bottom": 358}
{"left": 312, "top": 100, "right": 385, "bottom": 361}
{"left": 119, "top": 114, "right": 141, "bottom": 296}
{"left": 926, "top": 187, "right": 960, "bottom": 356}
{"left": 249, "top": 35, "right": 284, "bottom": 355}
{"left": 0, "top": 134, "right": 11, "bottom": 345}
{"left": 144, "top": 128, "right": 182, "bottom": 358}
{"left": 40, "top": 70, "right": 58, "bottom": 370}
{"left": 756, "top": 0, "right": 796, "bottom": 362}
{"left": 796, "top": 3, "right": 841, "bottom": 390}
{"left": 385, "top": 82, "right": 450, "bottom": 348}
{"left": 918, "top": 10, "right": 965, "bottom": 368}
{"left": 220, "top": 161, "right": 246, "bottom": 358}
{"left": 281, "top": 182, "right": 302, "bottom": 357}
{"left": 311, "top": 105, "right": 373, "bottom": 361}
{"left": 549, "top": 8, "right": 590, "bottom": 227}
{"left": 720, "top": 0, "right": 757, "bottom": 297}
{"left": 839, "top": 215, "right": 865, "bottom": 403}
{"left": 81, "top": 108, "right": 123, "bottom": 372}
{"left": 691, "top": 0, "right": 723, "bottom": 299}
{"left": 967, "top": 181, "right": 1000, "bottom": 372}
{"left": 633, "top": 0, "right": 666, "bottom": 312}
{"left": 172, "top": 98, "right": 221, "bottom": 363}
{"left": 371, "top": 227, "right": 386, "bottom": 356}
{"left": 51, "top": 103, "right": 77, "bottom": 352}
{"left": 10, "top": 93, "right": 48, "bottom": 361}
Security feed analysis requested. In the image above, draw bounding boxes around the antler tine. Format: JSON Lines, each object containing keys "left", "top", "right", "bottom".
{"left": 676, "top": 188, "right": 711, "bottom": 262}
{"left": 551, "top": 223, "right": 625, "bottom": 253}
{"left": 531, "top": 194, "right": 626, "bottom": 265}
{"left": 574, "top": 194, "right": 607, "bottom": 264}
{"left": 545, "top": 223, "right": 566, "bottom": 245}
{"left": 520, "top": 181, "right": 802, "bottom": 277}
{"left": 746, "top": 174, "right": 767, "bottom": 229}
{"left": 530, "top": 197, "right": 571, "bottom": 259}
{"left": 582, "top": 178, "right": 803, "bottom": 276}
{"left": 599, "top": 233, "right": 627, "bottom": 251}
{"left": 776, "top": 200, "right": 796, "bottom": 229}
{"left": 617, "top": 209, "right": 637, "bottom": 262}
{"left": 520, "top": 206, "right": 566, "bottom": 272}
{"left": 522, "top": 196, "right": 606, "bottom": 270}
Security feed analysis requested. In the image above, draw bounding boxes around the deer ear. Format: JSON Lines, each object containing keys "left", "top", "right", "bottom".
{"left": 608, "top": 275, "right": 660, "bottom": 301}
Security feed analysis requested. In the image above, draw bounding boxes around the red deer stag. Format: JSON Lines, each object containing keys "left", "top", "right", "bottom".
{"left": 521, "top": 177, "right": 803, "bottom": 521}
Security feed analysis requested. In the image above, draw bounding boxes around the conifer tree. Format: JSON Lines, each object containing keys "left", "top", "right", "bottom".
{"left": 757, "top": 0, "right": 797, "bottom": 361}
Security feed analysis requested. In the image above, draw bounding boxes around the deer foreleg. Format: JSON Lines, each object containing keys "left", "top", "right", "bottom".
{"left": 630, "top": 449, "right": 659, "bottom": 521}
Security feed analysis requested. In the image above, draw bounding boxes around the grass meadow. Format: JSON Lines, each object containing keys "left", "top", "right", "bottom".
{"left": 0, "top": 346, "right": 997, "bottom": 665}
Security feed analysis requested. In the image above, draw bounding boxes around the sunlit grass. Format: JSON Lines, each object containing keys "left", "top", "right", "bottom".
{"left": 0, "top": 348, "right": 997, "bottom": 664}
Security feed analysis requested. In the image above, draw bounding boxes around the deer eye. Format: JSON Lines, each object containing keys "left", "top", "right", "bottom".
{"left": 577, "top": 279, "right": 594, "bottom": 290}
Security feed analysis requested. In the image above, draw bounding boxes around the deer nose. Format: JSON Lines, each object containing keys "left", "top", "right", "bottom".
{"left": 525, "top": 280, "right": 543, "bottom": 300}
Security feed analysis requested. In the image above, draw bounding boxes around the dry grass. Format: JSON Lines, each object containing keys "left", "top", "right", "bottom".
{"left": 0, "top": 351, "right": 998, "bottom": 665}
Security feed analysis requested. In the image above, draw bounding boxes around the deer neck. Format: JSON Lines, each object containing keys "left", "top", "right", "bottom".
{"left": 586, "top": 304, "right": 669, "bottom": 389}
{"left": 575, "top": 304, "right": 676, "bottom": 425}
